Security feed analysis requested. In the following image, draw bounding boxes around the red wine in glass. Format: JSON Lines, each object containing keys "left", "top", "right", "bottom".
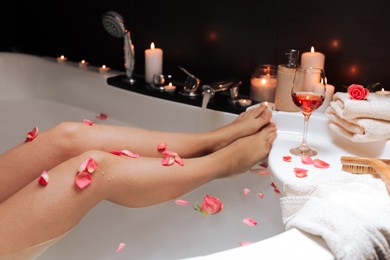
{"left": 290, "top": 67, "right": 326, "bottom": 156}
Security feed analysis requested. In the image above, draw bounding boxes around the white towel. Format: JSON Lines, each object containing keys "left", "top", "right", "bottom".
{"left": 325, "top": 92, "right": 390, "bottom": 142}
{"left": 280, "top": 171, "right": 390, "bottom": 260}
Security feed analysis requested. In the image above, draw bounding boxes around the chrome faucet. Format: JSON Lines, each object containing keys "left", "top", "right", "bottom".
{"left": 202, "top": 79, "right": 241, "bottom": 102}
{"left": 102, "top": 11, "right": 135, "bottom": 84}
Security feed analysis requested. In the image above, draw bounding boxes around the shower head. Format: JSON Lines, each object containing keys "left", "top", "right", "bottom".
{"left": 102, "top": 11, "right": 127, "bottom": 38}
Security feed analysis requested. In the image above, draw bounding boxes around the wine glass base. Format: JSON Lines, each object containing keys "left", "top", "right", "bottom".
{"left": 290, "top": 147, "right": 318, "bottom": 157}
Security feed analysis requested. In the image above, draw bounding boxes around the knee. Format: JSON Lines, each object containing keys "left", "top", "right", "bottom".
{"left": 49, "top": 122, "right": 86, "bottom": 155}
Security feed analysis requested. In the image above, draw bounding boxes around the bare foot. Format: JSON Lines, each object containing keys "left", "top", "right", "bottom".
{"left": 217, "top": 122, "right": 277, "bottom": 178}
{"left": 210, "top": 105, "right": 273, "bottom": 152}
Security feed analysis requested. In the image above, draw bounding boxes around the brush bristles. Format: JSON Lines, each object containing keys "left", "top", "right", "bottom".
{"left": 341, "top": 164, "right": 378, "bottom": 175}
{"left": 340, "top": 156, "right": 390, "bottom": 175}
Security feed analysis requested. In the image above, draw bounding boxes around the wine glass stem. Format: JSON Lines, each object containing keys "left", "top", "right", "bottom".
{"left": 300, "top": 113, "right": 311, "bottom": 152}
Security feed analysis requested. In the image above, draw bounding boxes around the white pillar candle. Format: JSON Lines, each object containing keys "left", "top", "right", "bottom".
{"left": 250, "top": 76, "right": 277, "bottom": 102}
{"left": 145, "top": 42, "right": 163, "bottom": 83}
{"left": 375, "top": 88, "right": 390, "bottom": 95}
{"left": 301, "top": 46, "right": 325, "bottom": 69}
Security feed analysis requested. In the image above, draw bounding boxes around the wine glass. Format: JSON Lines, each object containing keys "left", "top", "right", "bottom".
{"left": 290, "top": 67, "right": 326, "bottom": 156}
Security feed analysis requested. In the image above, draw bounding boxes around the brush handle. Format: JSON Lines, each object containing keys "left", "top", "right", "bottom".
{"left": 341, "top": 156, "right": 390, "bottom": 165}
{"left": 369, "top": 159, "right": 390, "bottom": 193}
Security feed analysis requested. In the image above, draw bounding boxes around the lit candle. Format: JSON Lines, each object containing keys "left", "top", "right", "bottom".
{"left": 164, "top": 82, "right": 176, "bottom": 92}
{"left": 260, "top": 101, "right": 275, "bottom": 110}
{"left": 301, "top": 46, "right": 325, "bottom": 69}
{"left": 99, "top": 64, "right": 110, "bottom": 74}
{"left": 56, "top": 55, "right": 68, "bottom": 63}
{"left": 78, "top": 60, "right": 89, "bottom": 68}
{"left": 145, "top": 42, "right": 163, "bottom": 83}
{"left": 375, "top": 88, "right": 390, "bottom": 95}
{"left": 250, "top": 75, "right": 277, "bottom": 102}
{"left": 237, "top": 98, "right": 252, "bottom": 107}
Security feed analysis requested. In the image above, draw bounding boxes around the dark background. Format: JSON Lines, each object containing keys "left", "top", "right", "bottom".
{"left": 2, "top": 0, "right": 390, "bottom": 94}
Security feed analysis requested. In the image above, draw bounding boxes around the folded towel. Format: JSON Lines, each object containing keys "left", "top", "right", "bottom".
{"left": 280, "top": 171, "right": 390, "bottom": 260}
{"left": 331, "top": 92, "right": 390, "bottom": 121}
{"left": 325, "top": 92, "right": 390, "bottom": 142}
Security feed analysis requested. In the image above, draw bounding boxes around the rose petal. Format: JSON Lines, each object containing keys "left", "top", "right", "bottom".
{"left": 273, "top": 188, "right": 281, "bottom": 194}
{"left": 121, "top": 150, "right": 140, "bottom": 158}
{"left": 26, "top": 126, "right": 39, "bottom": 142}
{"left": 293, "top": 167, "right": 308, "bottom": 173}
{"left": 96, "top": 113, "right": 108, "bottom": 120}
{"left": 174, "top": 156, "right": 184, "bottom": 166}
{"left": 79, "top": 157, "right": 97, "bottom": 174}
{"left": 110, "top": 149, "right": 123, "bottom": 156}
{"left": 163, "top": 150, "right": 178, "bottom": 157}
{"left": 295, "top": 171, "right": 308, "bottom": 178}
{"left": 249, "top": 168, "right": 270, "bottom": 176}
{"left": 75, "top": 171, "right": 92, "bottom": 189}
{"left": 83, "top": 119, "right": 94, "bottom": 126}
{"left": 162, "top": 156, "right": 175, "bottom": 166}
{"left": 301, "top": 155, "right": 314, "bottom": 165}
{"left": 258, "top": 192, "right": 264, "bottom": 199}
{"left": 313, "top": 159, "right": 330, "bottom": 169}
{"left": 38, "top": 171, "right": 49, "bottom": 186}
{"left": 240, "top": 242, "right": 253, "bottom": 247}
{"left": 243, "top": 188, "right": 250, "bottom": 197}
{"left": 282, "top": 156, "right": 292, "bottom": 162}
{"left": 115, "top": 242, "right": 126, "bottom": 253}
{"left": 175, "top": 199, "right": 190, "bottom": 206}
{"left": 243, "top": 217, "right": 258, "bottom": 226}
{"left": 157, "top": 143, "right": 167, "bottom": 152}
{"left": 259, "top": 163, "right": 268, "bottom": 168}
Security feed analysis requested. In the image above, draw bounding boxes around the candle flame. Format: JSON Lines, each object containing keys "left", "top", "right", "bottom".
{"left": 81, "top": 60, "right": 86, "bottom": 64}
{"left": 150, "top": 42, "right": 155, "bottom": 49}
{"left": 264, "top": 101, "right": 268, "bottom": 106}
{"left": 261, "top": 78, "right": 267, "bottom": 85}
{"left": 382, "top": 88, "right": 385, "bottom": 92}
{"left": 60, "top": 55, "right": 65, "bottom": 59}
{"left": 102, "top": 65, "right": 106, "bottom": 69}
{"left": 169, "top": 82, "right": 172, "bottom": 86}
{"left": 311, "top": 46, "right": 315, "bottom": 53}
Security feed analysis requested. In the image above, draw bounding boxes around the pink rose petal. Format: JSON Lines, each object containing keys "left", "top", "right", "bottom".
{"left": 157, "top": 143, "right": 167, "bottom": 152}
{"left": 174, "top": 156, "right": 185, "bottom": 166}
{"left": 115, "top": 242, "right": 126, "bottom": 253}
{"left": 295, "top": 171, "right": 308, "bottom": 178}
{"left": 243, "top": 217, "right": 258, "bottom": 226}
{"left": 249, "top": 168, "right": 270, "bottom": 176}
{"left": 162, "top": 156, "right": 175, "bottom": 166}
{"left": 110, "top": 149, "right": 123, "bottom": 156}
{"left": 26, "top": 126, "right": 39, "bottom": 142}
{"left": 240, "top": 241, "right": 253, "bottom": 247}
{"left": 243, "top": 188, "right": 250, "bottom": 197}
{"left": 78, "top": 157, "right": 97, "bottom": 174}
{"left": 175, "top": 199, "right": 190, "bottom": 206}
{"left": 258, "top": 192, "right": 264, "bottom": 199}
{"left": 96, "top": 113, "right": 108, "bottom": 120}
{"left": 282, "top": 155, "right": 292, "bottom": 162}
{"left": 83, "top": 119, "right": 94, "bottom": 126}
{"left": 121, "top": 150, "right": 140, "bottom": 158}
{"left": 163, "top": 150, "right": 178, "bottom": 157}
{"left": 313, "top": 159, "right": 330, "bottom": 169}
{"left": 75, "top": 171, "right": 92, "bottom": 189}
{"left": 38, "top": 171, "right": 49, "bottom": 186}
{"left": 301, "top": 155, "right": 314, "bottom": 165}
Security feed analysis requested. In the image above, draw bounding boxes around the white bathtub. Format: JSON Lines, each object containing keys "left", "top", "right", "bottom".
{"left": 4, "top": 52, "right": 385, "bottom": 259}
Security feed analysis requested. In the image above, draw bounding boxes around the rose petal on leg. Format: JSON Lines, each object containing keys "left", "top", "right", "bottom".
{"left": 83, "top": 119, "right": 94, "bottom": 126}
{"left": 162, "top": 156, "right": 175, "bottom": 166}
{"left": 174, "top": 156, "right": 184, "bottom": 166}
{"left": 157, "top": 142, "right": 167, "bottom": 152}
{"left": 75, "top": 172, "right": 92, "bottom": 190}
{"left": 26, "top": 126, "right": 39, "bottom": 142}
{"left": 38, "top": 171, "right": 49, "bottom": 186}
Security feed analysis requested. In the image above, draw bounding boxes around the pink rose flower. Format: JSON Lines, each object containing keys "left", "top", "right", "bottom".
{"left": 347, "top": 84, "right": 369, "bottom": 100}
{"left": 195, "top": 195, "right": 223, "bottom": 216}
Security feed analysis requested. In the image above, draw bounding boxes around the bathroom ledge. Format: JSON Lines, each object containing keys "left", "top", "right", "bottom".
{"left": 106, "top": 74, "right": 251, "bottom": 115}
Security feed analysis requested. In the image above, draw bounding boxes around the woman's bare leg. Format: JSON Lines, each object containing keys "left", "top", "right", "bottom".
{"left": 0, "top": 123, "right": 276, "bottom": 254}
{"left": 0, "top": 106, "right": 272, "bottom": 203}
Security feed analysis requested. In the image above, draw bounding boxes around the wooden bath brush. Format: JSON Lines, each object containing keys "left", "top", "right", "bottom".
{"left": 341, "top": 156, "right": 390, "bottom": 192}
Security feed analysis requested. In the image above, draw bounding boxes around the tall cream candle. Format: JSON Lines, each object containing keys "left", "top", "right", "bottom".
{"left": 301, "top": 46, "right": 325, "bottom": 69}
{"left": 145, "top": 42, "right": 163, "bottom": 83}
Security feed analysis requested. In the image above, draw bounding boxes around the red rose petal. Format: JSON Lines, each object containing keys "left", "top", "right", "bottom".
{"left": 249, "top": 168, "right": 270, "bottom": 176}
{"left": 75, "top": 171, "right": 92, "bottom": 189}
{"left": 157, "top": 143, "right": 167, "bottom": 152}
{"left": 83, "top": 119, "right": 94, "bottom": 126}
{"left": 96, "top": 113, "right": 108, "bottom": 120}
{"left": 243, "top": 217, "right": 258, "bottom": 226}
{"left": 38, "top": 171, "right": 49, "bottom": 185}
{"left": 26, "top": 126, "right": 39, "bottom": 142}
{"left": 174, "top": 156, "right": 184, "bottom": 166}
{"left": 258, "top": 192, "right": 264, "bottom": 199}
{"left": 163, "top": 150, "right": 178, "bottom": 157}
{"left": 282, "top": 156, "right": 292, "bottom": 162}
{"left": 162, "top": 156, "right": 175, "bottom": 166}
{"left": 121, "top": 150, "right": 140, "bottom": 158}
{"left": 301, "top": 155, "right": 314, "bottom": 165}
{"left": 313, "top": 159, "right": 330, "bottom": 169}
